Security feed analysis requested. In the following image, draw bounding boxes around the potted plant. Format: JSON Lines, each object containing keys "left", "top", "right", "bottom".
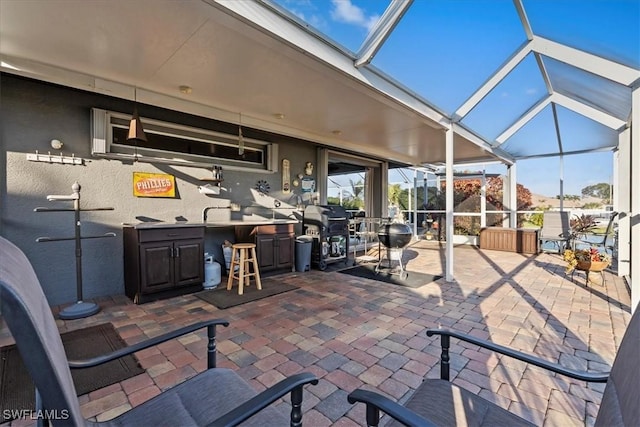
{"left": 569, "top": 214, "right": 598, "bottom": 240}
{"left": 563, "top": 247, "right": 611, "bottom": 274}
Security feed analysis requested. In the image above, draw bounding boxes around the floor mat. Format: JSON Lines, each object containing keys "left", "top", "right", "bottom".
{"left": 0, "top": 323, "right": 144, "bottom": 422}
{"left": 195, "top": 280, "right": 299, "bottom": 309}
{"left": 338, "top": 264, "right": 443, "bottom": 288}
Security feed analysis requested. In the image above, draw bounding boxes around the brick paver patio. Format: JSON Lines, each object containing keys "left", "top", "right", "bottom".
{"left": 1, "top": 241, "right": 631, "bottom": 426}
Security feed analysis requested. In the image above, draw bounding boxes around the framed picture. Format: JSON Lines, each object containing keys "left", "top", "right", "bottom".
{"left": 133, "top": 172, "right": 176, "bottom": 198}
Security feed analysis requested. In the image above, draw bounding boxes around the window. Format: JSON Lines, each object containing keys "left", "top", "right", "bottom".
{"left": 91, "top": 109, "right": 278, "bottom": 172}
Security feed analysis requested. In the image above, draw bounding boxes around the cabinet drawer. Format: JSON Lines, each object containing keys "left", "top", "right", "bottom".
{"left": 138, "top": 227, "right": 204, "bottom": 243}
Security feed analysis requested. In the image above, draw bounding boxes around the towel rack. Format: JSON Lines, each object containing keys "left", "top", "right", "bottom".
{"left": 35, "top": 182, "right": 115, "bottom": 320}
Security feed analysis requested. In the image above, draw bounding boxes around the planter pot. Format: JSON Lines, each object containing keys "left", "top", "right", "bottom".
{"left": 573, "top": 260, "right": 609, "bottom": 286}
{"left": 575, "top": 260, "right": 609, "bottom": 272}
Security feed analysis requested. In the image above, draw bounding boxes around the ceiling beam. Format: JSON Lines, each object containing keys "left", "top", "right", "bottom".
{"left": 532, "top": 36, "right": 640, "bottom": 86}
{"left": 512, "top": 0, "right": 533, "bottom": 41}
{"left": 354, "top": 0, "right": 413, "bottom": 67}
{"left": 533, "top": 52, "right": 554, "bottom": 94}
{"left": 452, "top": 123, "right": 515, "bottom": 165}
{"left": 495, "top": 95, "right": 552, "bottom": 145}
{"left": 514, "top": 145, "right": 616, "bottom": 161}
{"left": 551, "top": 103, "right": 564, "bottom": 154}
{"left": 552, "top": 92, "right": 627, "bottom": 130}
{"left": 454, "top": 40, "right": 533, "bottom": 121}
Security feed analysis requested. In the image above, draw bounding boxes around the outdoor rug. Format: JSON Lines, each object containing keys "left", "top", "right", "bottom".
{"left": 338, "top": 264, "right": 443, "bottom": 288}
{"left": 0, "top": 323, "right": 144, "bottom": 422}
{"left": 195, "top": 280, "right": 299, "bottom": 309}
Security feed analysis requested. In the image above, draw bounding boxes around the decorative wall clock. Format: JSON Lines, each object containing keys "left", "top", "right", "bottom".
{"left": 256, "top": 179, "right": 270, "bottom": 194}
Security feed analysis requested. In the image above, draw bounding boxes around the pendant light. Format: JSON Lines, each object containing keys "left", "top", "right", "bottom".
{"left": 238, "top": 112, "right": 244, "bottom": 156}
{"left": 127, "top": 88, "right": 147, "bottom": 143}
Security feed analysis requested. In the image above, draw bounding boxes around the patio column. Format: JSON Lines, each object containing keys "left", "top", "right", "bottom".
{"left": 381, "top": 162, "right": 389, "bottom": 218}
{"left": 316, "top": 148, "right": 329, "bottom": 205}
{"left": 480, "top": 172, "right": 486, "bottom": 228}
{"left": 503, "top": 164, "right": 517, "bottom": 228}
{"left": 616, "top": 130, "right": 630, "bottom": 278}
{"left": 630, "top": 86, "right": 639, "bottom": 312}
{"left": 559, "top": 156, "right": 565, "bottom": 212}
{"left": 445, "top": 126, "right": 454, "bottom": 282}
{"left": 413, "top": 169, "right": 419, "bottom": 237}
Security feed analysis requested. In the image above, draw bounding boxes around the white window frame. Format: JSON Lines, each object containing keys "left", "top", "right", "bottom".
{"left": 91, "top": 108, "right": 279, "bottom": 172}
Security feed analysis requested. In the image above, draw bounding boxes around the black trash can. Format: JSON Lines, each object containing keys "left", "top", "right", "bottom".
{"left": 295, "top": 236, "right": 313, "bottom": 272}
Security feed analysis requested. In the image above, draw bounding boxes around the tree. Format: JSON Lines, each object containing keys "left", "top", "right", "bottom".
{"left": 556, "top": 194, "right": 581, "bottom": 201}
{"left": 581, "top": 183, "right": 611, "bottom": 201}
{"left": 388, "top": 183, "right": 404, "bottom": 210}
{"left": 582, "top": 202, "right": 603, "bottom": 209}
{"left": 349, "top": 179, "right": 364, "bottom": 200}
{"left": 327, "top": 196, "right": 362, "bottom": 210}
{"left": 420, "top": 176, "right": 533, "bottom": 234}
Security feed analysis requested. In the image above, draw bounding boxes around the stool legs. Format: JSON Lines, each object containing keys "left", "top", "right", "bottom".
{"left": 226, "top": 248, "right": 238, "bottom": 292}
{"left": 251, "top": 247, "right": 262, "bottom": 290}
{"left": 227, "top": 244, "right": 262, "bottom": 295}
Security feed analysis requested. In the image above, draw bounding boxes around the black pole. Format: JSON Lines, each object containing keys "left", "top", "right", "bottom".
{"left": 73, "top": 182, "right": 83, "bottom": 302}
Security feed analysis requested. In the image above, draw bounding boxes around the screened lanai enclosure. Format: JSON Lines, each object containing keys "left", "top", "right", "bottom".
{"left": 1, "top": 0, "right": 638, "bottom": 308}
{"left": 272, "top": 0, "right": 639, "bottom": 308}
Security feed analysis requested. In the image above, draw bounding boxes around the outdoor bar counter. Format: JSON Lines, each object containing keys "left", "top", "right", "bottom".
{"left": 123, "top": 218, "right": 299, "bottom": 228}
{"left": 122, "top": 219, "right": 300, "bottom": 303}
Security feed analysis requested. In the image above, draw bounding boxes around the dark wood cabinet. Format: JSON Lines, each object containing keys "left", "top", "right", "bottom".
{"left": 124, "top": 226, "right": 205, "bottom": 303}
{"left": 236, "top": 224, "right": 294, "bottom": 272}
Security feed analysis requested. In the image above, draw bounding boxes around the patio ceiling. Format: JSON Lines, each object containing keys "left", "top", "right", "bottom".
{"left": 0, "top": 0, "right": 505, "bottom": 168}
{"left": 0, "top": 0, "right": 638, "bottom": 167}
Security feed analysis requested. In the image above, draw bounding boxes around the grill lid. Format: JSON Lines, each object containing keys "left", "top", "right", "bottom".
{"left": 378, "top": 223, "right": 412, "bottom": 248}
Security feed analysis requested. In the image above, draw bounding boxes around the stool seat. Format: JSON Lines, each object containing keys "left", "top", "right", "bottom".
{"left": 227, "top": 243, "right": 262, "bottom": 295}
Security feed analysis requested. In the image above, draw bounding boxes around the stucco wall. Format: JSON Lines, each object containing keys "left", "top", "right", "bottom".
{"left": 1, "top": 75, "right": 318, "bottom": 305}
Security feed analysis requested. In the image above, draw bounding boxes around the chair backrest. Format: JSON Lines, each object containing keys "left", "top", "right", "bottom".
{"left": 595, "top": 303, "right": 640, "bottom": 426}
{"left": 541, "top": 211, "right": 571, "bottom": 239}
{"left": 0, "top": 237, "right": 84, "bottom": 426}
{"left": 598, "top": 211, "right": 618, "bottom": 248}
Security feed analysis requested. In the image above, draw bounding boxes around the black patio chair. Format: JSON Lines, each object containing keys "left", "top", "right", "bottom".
{"left": 348, "top": 302, "right": 639, "bottom": 426}
{"left": 574, "top": 211, "right": 619, "bottom": 255}
{"left": 0, "top": 236, "right": 318, "bottom": 427}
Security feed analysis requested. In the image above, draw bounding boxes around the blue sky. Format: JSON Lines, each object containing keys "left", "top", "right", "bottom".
{"left": 273, "top": 0, "right": 638, "bottom": 198}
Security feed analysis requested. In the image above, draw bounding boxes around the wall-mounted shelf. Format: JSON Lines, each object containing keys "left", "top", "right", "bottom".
{"left": 200, "top": 178, "right": 223, "bottom": 183}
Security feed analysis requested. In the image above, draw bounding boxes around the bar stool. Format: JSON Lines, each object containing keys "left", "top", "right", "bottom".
{"left": 226, "top": 243, "right": 262, "bottom": 295}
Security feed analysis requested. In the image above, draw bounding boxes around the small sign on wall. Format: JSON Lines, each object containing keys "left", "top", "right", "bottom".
{"left": 301, "top": 177, "right": 315, "bottom": 193}
{"left": 133, "top": 172, "right": 176, "bottom": 198}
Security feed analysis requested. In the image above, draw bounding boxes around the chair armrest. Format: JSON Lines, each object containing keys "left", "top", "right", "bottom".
{"left": 68, "top": 319, "right": 229, "bottom": 369}
{"left": 347, "top": 389, "right": 436, "bottom": 427}
{"left": 427, "top": 329, "right": 609, "bottom": 383}
{"left": 207, "top": 372, "right": 319, "bottom": 427}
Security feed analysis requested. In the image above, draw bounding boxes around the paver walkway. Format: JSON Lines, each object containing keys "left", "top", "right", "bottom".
{"left": 1, "top": 241, "right": 632, "bottom": 426}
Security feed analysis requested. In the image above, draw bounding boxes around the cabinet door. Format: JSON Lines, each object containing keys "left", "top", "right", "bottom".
{"left": 276, "top": 233, "right": 294, "bottom": 269}
{"left": 174, "top": 238, "right": 204, "bottom": 287}
{"left": 140, "top": 241, "right": 174, "bottom": 293}
{"left": 256, "top": 234, "right": 276, "bottom": 270}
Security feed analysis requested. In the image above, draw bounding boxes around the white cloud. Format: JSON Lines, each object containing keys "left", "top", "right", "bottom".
{"left": 525, "top": 87, "right": 538, "bottom": 95}
{"left": 286, "top": 8, "right": 326, "bottom": 31}
{"left": 330, "top": 0, "right": 379, "bottom": 31}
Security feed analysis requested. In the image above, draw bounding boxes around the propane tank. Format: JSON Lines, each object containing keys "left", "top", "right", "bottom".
{"left": 203, "top": 253, "right": 221, "bottom": 289}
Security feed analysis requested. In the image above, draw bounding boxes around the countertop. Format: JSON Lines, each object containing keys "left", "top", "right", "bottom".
{"left": 123, "top": 219, "right": 299, "bottom": 229}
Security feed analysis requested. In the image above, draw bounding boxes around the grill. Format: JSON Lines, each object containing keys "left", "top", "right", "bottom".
{"left": 303, "top": 205, "right": 350, "bottom": 270}
{"left": 376, "top": 222, "right": 412, "bottom": 279}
